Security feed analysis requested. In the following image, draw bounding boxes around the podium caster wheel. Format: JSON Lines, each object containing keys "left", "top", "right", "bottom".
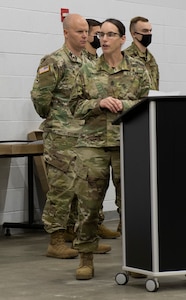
{"left": 145, "top": 278, "right": 159, "bottom": 292}
{"left": 115, "top": 272, "right": 129, "bottom": 285}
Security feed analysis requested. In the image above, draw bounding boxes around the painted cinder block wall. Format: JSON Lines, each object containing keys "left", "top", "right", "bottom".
{"left": 0, "top": 0, "right": 186, "bottom": 226}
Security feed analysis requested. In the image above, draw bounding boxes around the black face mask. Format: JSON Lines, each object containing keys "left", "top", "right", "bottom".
{"left": 90, "top": 36, "right": 101, "bottom": 49}
{"left": 135, "top": 32, "right": 152, "bottom": 47}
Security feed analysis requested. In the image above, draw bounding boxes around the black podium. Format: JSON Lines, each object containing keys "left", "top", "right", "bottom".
{"left": 113, "top": 96, "right": 186, "bottom": 291}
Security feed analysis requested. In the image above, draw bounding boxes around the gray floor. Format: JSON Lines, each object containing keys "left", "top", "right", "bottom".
{"left": 0, "top": 219, "right": 186, "bottom": 300}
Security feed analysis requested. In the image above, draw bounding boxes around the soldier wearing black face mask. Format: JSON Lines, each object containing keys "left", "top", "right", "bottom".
{"left": 85, "top": 19, "right": 101, "bottom": 61}
{"left": 125, "top": 16, "right": 159, "bottom": 90}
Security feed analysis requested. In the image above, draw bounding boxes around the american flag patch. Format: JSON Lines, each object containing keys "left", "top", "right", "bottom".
{"left": 39, "top": 65, "right": 50, "bottom": 74}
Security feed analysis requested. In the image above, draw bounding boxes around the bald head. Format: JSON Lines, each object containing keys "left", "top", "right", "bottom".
{"left": 63, "top": 14, "right": 88, "bottom": 30}
{"left": 62, "top": 13, "right": 88, "bottom": 56}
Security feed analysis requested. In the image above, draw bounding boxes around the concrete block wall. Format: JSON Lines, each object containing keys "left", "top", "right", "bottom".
{"left": 0, "top": 0, "right": 186, "bottom": 226}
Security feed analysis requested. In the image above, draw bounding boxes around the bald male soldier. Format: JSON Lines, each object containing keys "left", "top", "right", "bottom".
{"left": 31, "top": 14, "right": 111, "bottom": 259}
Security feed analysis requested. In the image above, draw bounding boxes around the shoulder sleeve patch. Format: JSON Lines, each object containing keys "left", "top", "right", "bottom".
{"left": 38, "top": 65, "right": 50, "bottom": 74}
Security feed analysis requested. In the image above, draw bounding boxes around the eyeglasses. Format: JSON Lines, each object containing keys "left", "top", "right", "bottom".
{"left": 98, "top": 32, "right": 121, "bottom": 39}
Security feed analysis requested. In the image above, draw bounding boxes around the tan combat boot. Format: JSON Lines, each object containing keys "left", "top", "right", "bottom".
{"left": 76, "top": 253, "right": 94, "bottom": 280}
{"left": 97, "top": 224, "right": 120, "bottom": 239}
{"left": 64, "top": 227, "right": 112, "bottom": 254}
{"left": 93, "top": 243, "right": 111, "bottom": 254}
{"left": 47, "top": 230, "right": 79, "bottom": 259}
{"left": 63, "top": 226, "right": 76, "bottom": 242}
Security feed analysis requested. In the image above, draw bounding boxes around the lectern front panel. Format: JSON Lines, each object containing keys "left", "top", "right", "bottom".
{"left": 156, "top": 100, "right": 186, "bottom": 271}
{"left": 122, "top": 104, "right": 152, "bottom": 271}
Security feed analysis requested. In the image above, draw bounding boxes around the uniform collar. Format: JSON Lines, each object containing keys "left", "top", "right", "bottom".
{"left": 130, "top": 42, "right": 150, "bottom": 61}
{"left": 63, "top": 44, "right": 84, "bottom": 63}
{"left": 97, "top": 51, "right": 131, "bottom": 72}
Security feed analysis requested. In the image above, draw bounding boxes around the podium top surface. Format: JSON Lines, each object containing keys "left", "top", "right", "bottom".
{"left": 113, "top": 95, "right": 186, "bottom": 125}
{"left": 0, "top": 141, "right": 43, "bottom": 156}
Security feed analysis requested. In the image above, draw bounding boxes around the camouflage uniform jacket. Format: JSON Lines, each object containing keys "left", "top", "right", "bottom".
{"left": 125, "top": 42, "right": 159, "bottom": 90}
{"left": 31, "top": 45, "right": 89, "bottom": 137}
{"left": 84, "top": 50, "right": 98, "bottom": 62}
{"left": 69, "top": 51, "right": 150, "bottom": 148}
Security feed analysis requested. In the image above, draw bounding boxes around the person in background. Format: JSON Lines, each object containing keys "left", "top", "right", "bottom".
{"left": 31, "top": 14, "right": 111, "bottom": 260}
{"left": 85, "top": 18, "right": 120, "bottom": 239}
{"left": 85, "top": 18, "right": 101, "bottom": 60}
{"left": 69, "top": 18, "right": 150, "bottom": 280}
{"left": 125, "top": 16, "right": 159, "bottom": 91}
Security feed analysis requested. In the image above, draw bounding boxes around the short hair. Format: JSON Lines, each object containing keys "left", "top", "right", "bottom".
{"left": 86, "top": 19, "right": 101, "bottom": 28}
{"left": 101, "top": 18, "right": 126, "bottom": 36}
{"left": 129, "top": 16, "right": 149, "bottom": 33}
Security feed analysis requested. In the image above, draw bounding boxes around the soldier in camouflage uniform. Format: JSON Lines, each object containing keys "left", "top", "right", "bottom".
{"left": 85, "top": 18, "right": 120, "bottom": 239}
{"left": 69, "top": 18, "right": 150, "bottom": 280}
{"left": 85, "top": 19, "right": 101, "bottom": 61}
{"left": 125, "top": 16, "right": 159, "bottom": 90}
{"left": 31, "top": 14, "right": 111, "bottom": 260}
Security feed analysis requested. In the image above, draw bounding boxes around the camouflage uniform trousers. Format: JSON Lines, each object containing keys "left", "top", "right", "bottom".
{"left": 42, "top": 132, "right": 78, "bottom": 233}
{"left": 73, "top": 146, "right": 121, "bottom": 253}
